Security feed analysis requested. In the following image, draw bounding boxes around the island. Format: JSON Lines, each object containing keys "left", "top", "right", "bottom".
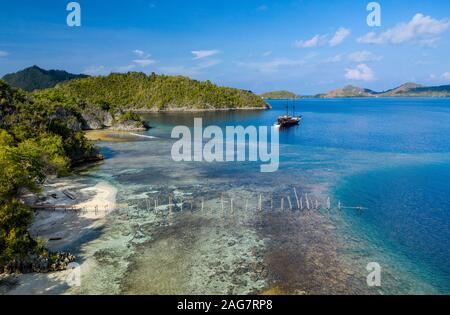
{"left": 314, "top": 83, "right": 450, "bottom": 98}
{"left": 0, "top": 67, "right": 269, "bottom": 274}
{"left": 260, "top": 90, "right": 300, "bottom": 99}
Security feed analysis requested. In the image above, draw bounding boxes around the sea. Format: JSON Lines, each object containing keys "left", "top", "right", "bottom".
{"left": 69, "top": 98, "right": 450, "bottom": 294}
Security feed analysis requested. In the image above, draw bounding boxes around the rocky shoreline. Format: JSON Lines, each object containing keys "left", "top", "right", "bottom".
{"left": 133, "top": 106, "right": 271, "bottom": 113}
{"left": 1, "top": 252, "right": 76, "bottom": 275}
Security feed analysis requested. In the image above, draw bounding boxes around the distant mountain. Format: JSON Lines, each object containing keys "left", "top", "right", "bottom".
{"left": 316, "top": 83, "right": 450, "bottom": 98}
{"left": 317, "top": 85, "right": 376, "bottom": 98}
{"left": 260, "top": 90, "right": 300, "bottom": 99}
{"left": 380, "top": 83, "right": 424, "bottom": 96}
{"left": 2, "top": 65, "right": 88, "bottom": 92}
{"left": 396, "top": 84, "right": 450, "bottom": 97}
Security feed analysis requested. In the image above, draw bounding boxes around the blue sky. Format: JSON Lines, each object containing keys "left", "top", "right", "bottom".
{"left": 1, "top": 0, "right": 450, "bottom": 94}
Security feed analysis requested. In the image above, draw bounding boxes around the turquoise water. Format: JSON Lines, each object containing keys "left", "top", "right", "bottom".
{"left": 81, "top": 98, "right": 450, "bottom": 294}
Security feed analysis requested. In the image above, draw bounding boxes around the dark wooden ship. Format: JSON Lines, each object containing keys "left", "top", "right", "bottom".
{"left": 276, "top": 102, "right": 302, "bottom": 128}
{"left": 277, "top": 115, "right": 302, "bottom": 127}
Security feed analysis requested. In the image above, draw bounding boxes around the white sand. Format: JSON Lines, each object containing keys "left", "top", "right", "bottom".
{"left": 1, "top": 180, "right": 118, "bottom": 295}
{"left": 76, "top": 182, "right": 118, "bottom": 220}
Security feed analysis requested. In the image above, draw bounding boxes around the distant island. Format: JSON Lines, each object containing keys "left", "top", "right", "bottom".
{"left": 2, "top": 65, "right": 89, "bottom": 92}
{"left": 260, "top": 90, "right": 300, "bottom": 99}
{"left": 260, "top": 83, "right": 450, "bottom": 99}
{"left": 314, "top": 83, "right": 450, "bottom": 98}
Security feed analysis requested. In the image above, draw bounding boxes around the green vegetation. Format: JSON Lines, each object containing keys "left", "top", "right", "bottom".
{"left": 0, "top": 80, "right": 99, "bottom": 265}
{"left": 115, "top": 111, "right": 144, "bottom": 124}
{"left": 2, "top": 65, "right": 88, "bottom": 92}
{"left": 0, "top": 69, "right": 269, "bottom": 265}
{"left": 50, "top": 72, "right": 269, "bottom": 111}
{"left": 260, "top": 90, "right": 300, "bottom": 99}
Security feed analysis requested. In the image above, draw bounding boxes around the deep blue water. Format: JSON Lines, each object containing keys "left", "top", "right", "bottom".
{"left": 95, "top": 97, "right": 450, "bottom": 293}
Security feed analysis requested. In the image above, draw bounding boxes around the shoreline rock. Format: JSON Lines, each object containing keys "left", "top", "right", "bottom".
{"left": 1, "top": 252, "right": 76, "bottom": 275}
{"left": 109, "top": 120, "right": 150, "bottom": 131}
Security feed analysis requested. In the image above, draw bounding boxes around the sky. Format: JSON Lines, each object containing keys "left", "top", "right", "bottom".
{"left": 1, "top": 0, "right": 450, "bottom": 94}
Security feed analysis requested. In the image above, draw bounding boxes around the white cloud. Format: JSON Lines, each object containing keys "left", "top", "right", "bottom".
{"left": 348, "top": 51, "right": 382, "bottom": 62}
{"left": 133, "top": 49, "right": 145, "bottom": 57}
{"left": 129, "top": 50, "right": 155, "bottom": 67}
{"left": 83, "top": 65, "right": 108, "bottom": 76}
{"left": 429, "top": 72, "right": 450, "bottom": 82}
{"left": 321, "top": 51, "right": 381, "bottom": 64}
{"left": 0, "top": 50, "right": 9, "bottom": 57}
{"left": 239, "top": 58, "right": 306, "bottom": 73}
{"left": 358, "top": 13, "right": 450, "bottom": 45}
{"left": 345, "top": 64, "right": 375, "bottom": 82}
{"left": 197, "top": 59, "right": 222, "bottom": 69}
{"left": 296, "top": 27, "right": 351, "bottom": 48}
{"left": 83, "top": 50, "right": 155, "bottom": 76}
{"left": 133, "top": 59, "right": 156, "bottom": 67}
{"left": 262, "top": 51, "right": 272, "bottom": 57}
{"left": 323, "top": 54, "right": 344, "bottom": 63}
{"left": 329, "top": 28, "right": 351, "bottom": 47}
{"left": 159, "top": 59, "right": 221, "bottom": 77}
{"left": 116, "top": 64, "right": 137, "bottom": 72}
{"left": 295, "top": 35, "right": 327, "bottom": 48}
{"left": 191, "top": 50, "right": 220, "bottom": 59}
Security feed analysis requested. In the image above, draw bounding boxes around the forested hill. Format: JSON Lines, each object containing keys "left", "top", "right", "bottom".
{"left": 50, "top": 72, "right": 269, "bottom": 111}
{"left": 260, "top": 91, "right": 300, "bottom": 99}
{"left": 2, "top": 66, "right": 88, "bottom": 92}
{"left": 1, "top": 80, "right": 102, "bottom": 266}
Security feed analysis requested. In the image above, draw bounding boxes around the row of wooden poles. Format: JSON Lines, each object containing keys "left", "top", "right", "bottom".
{"left": 32, "top": 188, "right": 367, "bottom": 215}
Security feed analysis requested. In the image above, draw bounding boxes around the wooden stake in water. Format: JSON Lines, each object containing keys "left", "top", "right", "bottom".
{"left": 305, "top": 193, "right": 310, "bottom": 210}
{"left": 293, "top": 188, "right": 300, "bottom": 210}
{"left": 169, "top": 195, "right": 172, "bottom": 213}
{"left": 300, "top": 195, "right": 303, "bottom": 210}
{"left": 287, "top": 196, "right": 293, "bottom": 211}
{"left": 201, "top": 197, "right": 204, "bottom": 214}
{"left": 259, "top": 194, "right": 263, "bottom": 212}
{"left": 327, "top": 197, "right": 331, "bottom": 210}
{"left": 281, "top": 197, "right": 284, "bottom": 211}
{"left": 221, "top": 195, "right": 225, "bottom": 217}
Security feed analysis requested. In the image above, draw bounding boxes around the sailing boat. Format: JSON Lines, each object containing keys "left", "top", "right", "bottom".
{"left": 275, "top": 99, "right": 302, "bottom": 128}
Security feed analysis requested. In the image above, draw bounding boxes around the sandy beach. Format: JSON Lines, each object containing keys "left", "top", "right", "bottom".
{"left": 84, "top": 130, "right": 156, "bottom": 143}
{"left": 0, "top": 178, "right": 118, "bottom": 295}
